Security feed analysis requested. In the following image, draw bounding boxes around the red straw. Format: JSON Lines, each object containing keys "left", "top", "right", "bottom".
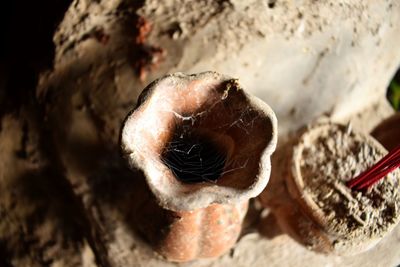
{"left": 347, "top": 144, "right": 400, "bottom": 190}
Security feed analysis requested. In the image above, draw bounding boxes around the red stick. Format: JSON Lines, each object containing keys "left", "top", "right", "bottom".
{"left": 347, "top": 148, "right": 400, "bottom": 189}
{"left": 347, "top": 144, "right": 400, "bottom": 190}
{"left": 352, "top": 158, "right": 400, "bottom": 190}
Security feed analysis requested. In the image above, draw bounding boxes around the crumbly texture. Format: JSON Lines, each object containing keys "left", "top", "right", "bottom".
{"left": 300, "top": 124, "right": 400, "bottom": 244}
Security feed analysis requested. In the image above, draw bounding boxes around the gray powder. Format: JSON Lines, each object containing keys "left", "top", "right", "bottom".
{"left": 300, "top": 124, "right": 400, "bottom": 243}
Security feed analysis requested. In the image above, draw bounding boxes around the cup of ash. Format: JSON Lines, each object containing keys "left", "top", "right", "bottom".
{"left": 265, "top": 120, "right": 400, "bottom": 255}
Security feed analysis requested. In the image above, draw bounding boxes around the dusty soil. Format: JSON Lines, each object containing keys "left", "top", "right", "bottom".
{"left": 299, "top": 124, "right": 400, "bottom": 242}
{"left": 0, "top": 112, "right": 98, "bottom": 267}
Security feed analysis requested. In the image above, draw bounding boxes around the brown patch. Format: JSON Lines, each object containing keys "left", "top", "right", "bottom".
{"left": 94, "top": 28, "right": 110, "bottom": 45}
{"left": 132, "top": 17, "right": 166, "bottom": 82}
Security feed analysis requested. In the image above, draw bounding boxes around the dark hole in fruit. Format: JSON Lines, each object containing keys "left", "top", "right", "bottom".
{"left": 161, "top": 132, "right": 226, "bottom": 183}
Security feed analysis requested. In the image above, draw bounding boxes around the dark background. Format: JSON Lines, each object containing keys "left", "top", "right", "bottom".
{"left": 0, "top": 0, "right": 71, "bottom": 115}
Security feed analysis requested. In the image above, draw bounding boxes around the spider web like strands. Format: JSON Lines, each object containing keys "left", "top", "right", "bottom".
{"left": 162, "top": 135, "right": 226, "bottom": 183}
{"left": 161, "top": 135, "right": 249, "bottom": 183}
{"left": 159, "top": 96, "right": 255, "bottom": 183}
{"left": 156, "top": 135, "right": 250, "bottom": 184}
{"left": 130, "top": 91, "right": 254, "bottom": 182}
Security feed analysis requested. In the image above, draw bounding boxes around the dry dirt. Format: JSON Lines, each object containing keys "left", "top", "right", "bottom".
{"left": 300, "top": 123, "right": 400, "bottom": 243}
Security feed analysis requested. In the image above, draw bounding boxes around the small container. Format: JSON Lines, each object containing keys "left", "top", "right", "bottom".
{"left": 121, "top": 72, "right": 277, "bottom": 262}
{"left": 263, "top": 121, "right": 400, "bottom": 255}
